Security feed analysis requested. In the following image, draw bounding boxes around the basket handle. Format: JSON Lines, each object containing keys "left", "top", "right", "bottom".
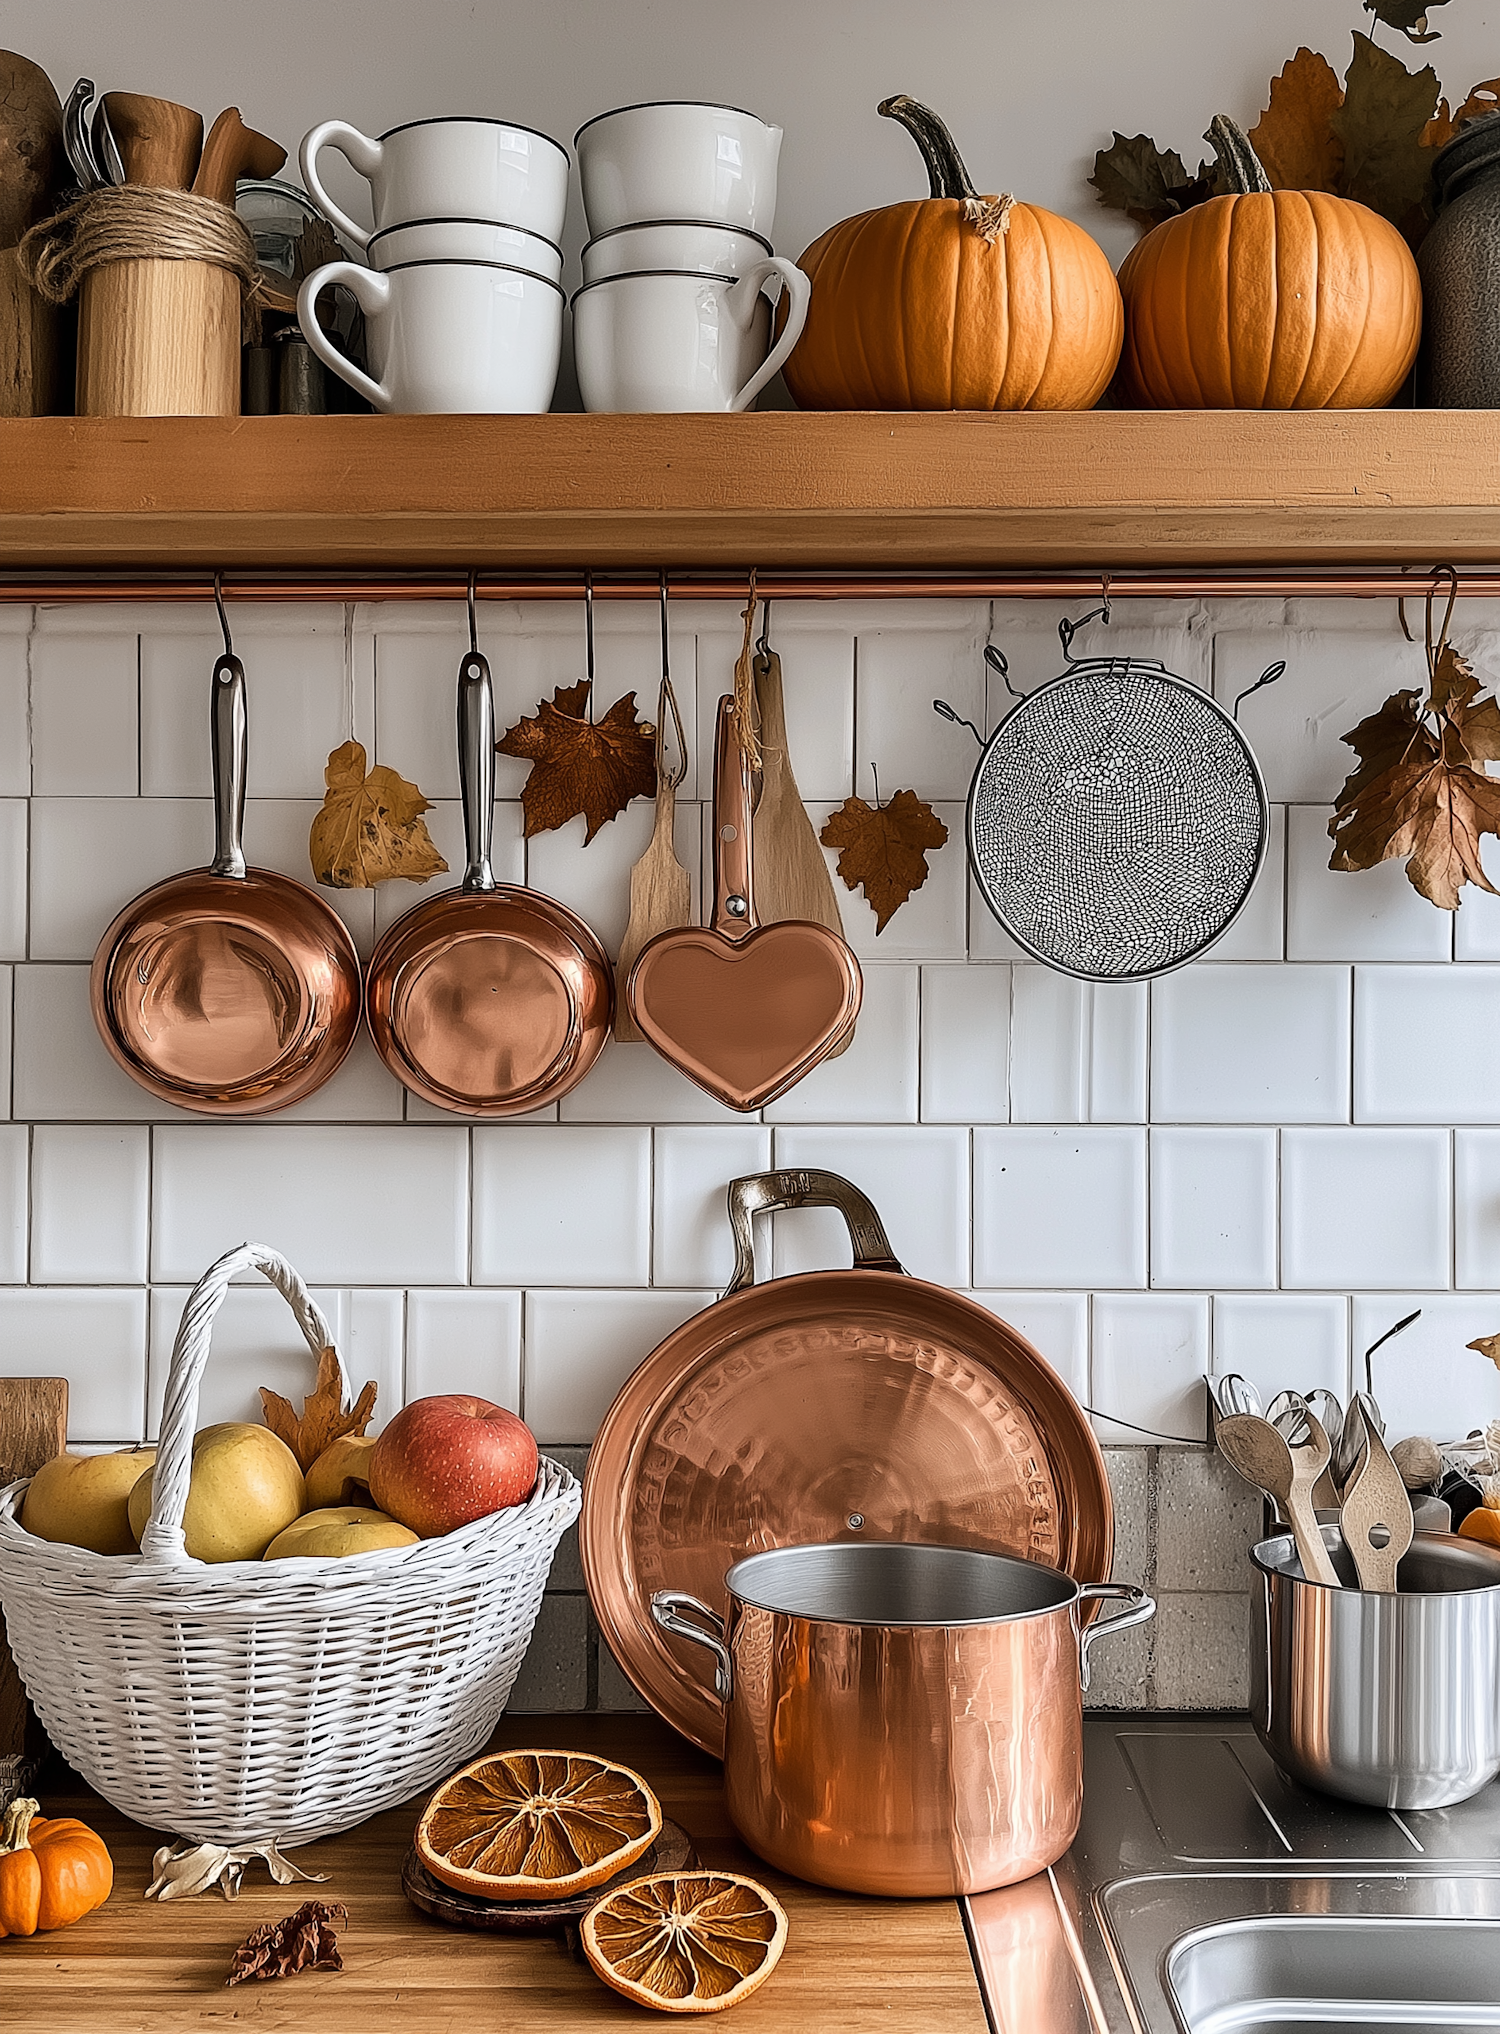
{"left": 140, "top": 1243, "right": 343, "bottom": 1564}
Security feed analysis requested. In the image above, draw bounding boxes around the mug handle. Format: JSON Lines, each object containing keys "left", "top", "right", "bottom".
{"left": 651, "top": 1590, "right": 733, "bottom": 1702}
{"left": 725, "top": 256, "right": 811, "bottom": 413}
{"left": 298, "top": 119, "right": 383, "bottom": 251}
{"left": 297, "top": 262, "right": 392, "bottom": 412}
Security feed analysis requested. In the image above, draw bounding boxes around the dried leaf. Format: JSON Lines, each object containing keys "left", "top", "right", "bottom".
{"left": 1427, "top": 77, "right": 1500, "bottom": 151}
{"left": 147, "top": 1837, "right": 330, "bottom": 1903}
{"left": 496, "top": 679, "right": 657, "bottom": 842}
{"left": 1468, "top": 1332, "right": 1500, "bottom": 1371}
{"left": 1089, "top": 132, "right": 1215, "bottom": 228}
{"left": 1330, "top": 31, "right": 1440, "bottom": 223}
{"left": 227, "top": 1900, "right": 347, "bottom": 1985}
{"left": 1363, "top": 0, "right": 1449, "bottom": 44}
{"left": 260, "top": 1347, "right": 378, "bottom": 1472}
{"left": 819, "top": 791, "right": 949, "bottom": 934}
{"left": 309, "top": 741, "right": 447, "bottom": 890}
{"left": 1249, "top": 48, "right": 1346, "bottom": 191}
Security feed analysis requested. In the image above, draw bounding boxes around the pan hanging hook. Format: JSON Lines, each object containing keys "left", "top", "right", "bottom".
{"left": 656, "top": 571, "right": 686, "bottom": 790}
{"left": 466, "top": 570, "right": 479, "bottom": 657}
{"left": 213, "top": 571, "right": 233, "bottom": 659}
{"left": 756, "top": 596, "right": 773, "bottom": 662}
{"left": 583, "top": 572, "right": 596, "bottom": 725}
{"left": 1058, "top": 600, "right": 1111, "bottom": 665}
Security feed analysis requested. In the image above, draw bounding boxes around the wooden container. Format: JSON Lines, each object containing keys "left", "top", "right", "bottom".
{"left": 77, "top": 257, "right": 240, "bottom": 417}
{"left": 0, "top": 245, "right": 60, "bottom": 416}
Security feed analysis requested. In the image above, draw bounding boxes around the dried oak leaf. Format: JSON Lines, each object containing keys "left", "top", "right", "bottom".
{"left": 261, "top": 1347, "right": 378, "bottom": 1472}
{"left": 1330, "top": 30, "right": 1441, "bottom": 224}
{"left": 1328, "top": 647, "right": 1500, "bottom": 911}
{"left": 1363, "top": 0, "right": 1449, "bottom": 44}
{"left": 1426, "top": 77, "right": 1500, "bottom": 150}
{"left": 1469, "top": 1332, "right": 1500, "bottom": 1372}
{"left": 227, "top": 1899, "right": 347, "bottom": 1985}
{"left": 309, "top": 741, "right": 448, "bottom": 890}
{"left": 496, "top": 679, "right": 657, "bottom": 842}
{"left": 1089, "top": 132, "right": 1215, "bottom": 228}
{"left": 1250, "top": 48, "right": 1346, "bottom": 192}
{"left": 820, "top": 791, "right": 948, "bottom": 934}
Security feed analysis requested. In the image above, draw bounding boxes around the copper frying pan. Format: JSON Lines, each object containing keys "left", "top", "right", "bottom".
{"left": 627, "top": 696, "right": 861, "bottom": 1111}
{"left": 90, "top": 645, "right": 363, "bottom": 1114}
{"left": 363, "top": 643, "right": 613, "bottom": 1115}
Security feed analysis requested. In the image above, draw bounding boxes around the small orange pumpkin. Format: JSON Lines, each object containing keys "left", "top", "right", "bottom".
{"left": 0, "top": 1797, "right": 113, "bottom": 1937}
{"left": 783, "top": 96, "right": 1123, "bottom": 412}
{"left": 1116, "top": 115, "right": 1421, "bottom": 409}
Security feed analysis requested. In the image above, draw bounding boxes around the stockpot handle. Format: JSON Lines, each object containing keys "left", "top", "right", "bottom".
{"left": 723, "top": 1169, "right": 905, "bottom": 1296}
{"left": 651, "top": 1590, "right": 733, "bottom": 1702}
{"left": 1073, "top": 1582, "right": 1155, "bottom": 1693}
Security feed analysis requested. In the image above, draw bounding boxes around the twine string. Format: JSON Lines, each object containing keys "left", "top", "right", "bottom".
{"left": 17, "top": 186, "right": 267, "bottom": 336}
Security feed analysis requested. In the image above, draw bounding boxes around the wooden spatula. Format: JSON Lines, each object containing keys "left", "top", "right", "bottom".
{"left": 192, "top": 106, "right": 285, "bottom": 206}
{"left": 0, "top": 1377, "right": 67, "bottom": 1794}
{"left": 615, "top": 583, "right": 691, "bottom": 1042}
{"left": 1339, "top": 1401, "right": 1413, "bottom": 1593}
{"left": 99, "top": 93, "right": 203, "bottom": 189}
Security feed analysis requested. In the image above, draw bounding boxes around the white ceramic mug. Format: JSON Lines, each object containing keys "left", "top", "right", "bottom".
{"left": 297, "top": 259, "right": 563, "bottom": 414}
{"left": 575, "top": 101, "right": 781, "bottom": 238}
{"left": 581, "top": 218, "right": 773, "bottom": 284}
{"left": 367, "top": 216, "right": 563, "bottom": 283}
{"left": 572, "top": 259, "right": 810, "bottom": 413}
{"left": 299, "top": 116, "right": 570, "bottom": 251}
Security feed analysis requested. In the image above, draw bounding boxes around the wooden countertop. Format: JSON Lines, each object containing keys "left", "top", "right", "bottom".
{"left": 4, "top": 1713, "right": 988, "bottom": 2033}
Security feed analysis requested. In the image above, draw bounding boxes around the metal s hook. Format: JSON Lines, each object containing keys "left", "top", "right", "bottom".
{"left": 1233, "top": 660, "right": 1285, "bottom": 722}
{"left": 1101, "top": 571, "right": 1112, "bottom": 626}
{"left": 756, "top": 597, "right": 773, "bottom": 661}
{"left": 583, "top": 572, "right": 595, "bottom": 724}
{"left": 1427, "top": 563, "right": 1460, "bottom": 685}
{"left": 213, "top": 571, "right": 232, "bottom": 658}
{"left": 1058, "top": 603, "right": 1111, "bottom": 664}
{"left": 466, "top": 571, "right": 479, "bottom": 657}
{"left": 656, "top": 571, "right": 686, "bottom": 790}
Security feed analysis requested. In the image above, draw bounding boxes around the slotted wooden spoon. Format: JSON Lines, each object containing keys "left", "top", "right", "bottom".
{"left": 615, "top": 579, "right": 690, "bottom": 1042}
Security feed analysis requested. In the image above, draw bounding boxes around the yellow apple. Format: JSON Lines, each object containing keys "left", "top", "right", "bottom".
{"left": 20, "top": 1448, "right": 156, "bottom": 1555}
{"left": 127, "top": 1423, "right": 305, "bottom": 1563}
{"left": 264, "top": 1506, "right": 419, "bottom": 1560}
{"left": 303, "top": 1433, "right": 378, "bottom": 1511}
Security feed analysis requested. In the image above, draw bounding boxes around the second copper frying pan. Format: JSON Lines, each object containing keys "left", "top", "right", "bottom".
{"left": 364, "top": 646, "right": 613, "bottom": 1115}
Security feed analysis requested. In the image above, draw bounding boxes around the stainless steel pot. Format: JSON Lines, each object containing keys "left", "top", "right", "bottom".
{"left": 1252, "top": 1527, "right": 1500, "bottom": 1810}
{"left": 652, "top": 1540, "right": 1154, "bottom": 1897}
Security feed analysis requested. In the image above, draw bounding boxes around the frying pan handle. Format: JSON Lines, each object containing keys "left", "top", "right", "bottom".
{"left": 723, "top": 1169, "right": 905, "bottom": 1296}
{"left": 458, "top": 648, "right": 497, "bottom": 894}
{"left": 1073, "top": 1583, "right": 1155, "bottom": 1693}
{"left": 711, "top": 694, "right": 756, "bottom": 940}
{"left": 651, "top": 1590, "right": 732, "bottom": 1702}
{"left": 209, "top": 653, "right": 248, "bottom": 880}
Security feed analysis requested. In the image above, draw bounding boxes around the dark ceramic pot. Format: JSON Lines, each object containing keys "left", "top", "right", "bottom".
{"left": 1418, "top": 113, "right": 1500, "bottom": 406}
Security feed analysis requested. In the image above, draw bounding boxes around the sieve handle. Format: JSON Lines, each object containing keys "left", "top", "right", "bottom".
{"left": 723, "top": 1169, "right": 904, "bottom": 1295}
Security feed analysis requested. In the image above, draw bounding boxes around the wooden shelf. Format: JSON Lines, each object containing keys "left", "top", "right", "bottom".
{"left": 1, "top": 410, "right": 1499, "bottom": 573}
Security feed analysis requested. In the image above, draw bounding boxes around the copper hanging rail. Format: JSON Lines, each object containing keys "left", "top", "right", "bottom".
{"left": 0, "top": 566, "right": 1492, "bottom": 603}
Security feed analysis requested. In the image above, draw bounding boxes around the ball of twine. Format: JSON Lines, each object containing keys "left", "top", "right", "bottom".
{"left": 17, "top": 186, "right": 267, "bottom": 334}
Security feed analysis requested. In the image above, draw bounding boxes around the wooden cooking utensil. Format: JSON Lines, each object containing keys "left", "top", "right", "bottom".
{"left": 192, "top": 106, "right": 285, "bottom": 207}
{"left": 1214, "top": 1410, "right": 1341, "bottom": 1587}
{"left": 1338, "top": 1401, "right": 1413, "bottom": 1593}
{"left": 0, "top": 52, "right": 63, "bottom": 243}
{"left": 0, "top": 1377, "right": 67, "bottom": 1783}
{"left": 615, "top": 580, "right": 691, "bottom": 1042}
{"left": 99, "top": 92, "right": 203, "bottom": 188}
{"left": 628, "top": 696, "right": 861, "bottom": 1111}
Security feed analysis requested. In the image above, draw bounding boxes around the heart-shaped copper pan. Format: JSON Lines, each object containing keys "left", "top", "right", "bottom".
{"left": 628, "top": 696, "right": 861, "bottom": 1111}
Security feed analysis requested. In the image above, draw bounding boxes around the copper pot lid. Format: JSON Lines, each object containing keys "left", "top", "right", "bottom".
{"left": 580, "top": 1168, "right": 1113, "bottom": 1757}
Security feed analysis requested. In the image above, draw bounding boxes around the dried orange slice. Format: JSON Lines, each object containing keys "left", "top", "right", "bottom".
{"left": 416, "top": 1749, "right": 662, "bottom": 1899}
{"left": 581, "top": 1870, "right": 789, "bottom": 2014}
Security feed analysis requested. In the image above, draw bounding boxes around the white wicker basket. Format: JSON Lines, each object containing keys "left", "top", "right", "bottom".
{"left": 0, "top": 1242, "right": 579, "bottom": 1847}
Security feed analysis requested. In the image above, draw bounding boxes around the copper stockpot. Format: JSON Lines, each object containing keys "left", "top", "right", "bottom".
{"left": 653, "top": 1541, "right": 1153, "bottom": 1898}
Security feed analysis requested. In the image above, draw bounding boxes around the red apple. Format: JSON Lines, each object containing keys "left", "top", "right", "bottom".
{"left": 368, "top": 1395, "right": 538, "bottom": 1538}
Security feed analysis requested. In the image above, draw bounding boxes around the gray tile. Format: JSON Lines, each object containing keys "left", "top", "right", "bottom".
{"left": 1083, "top": 1611, "right": 1155, "bottom": 1712}
{"left": 1150, "top": 1592, "right": 1250, "bottom": 1711}
{"left": 544, "top": 1447, "right": 590, "bottom": 1591}
{"left": 506, "top": 1594, "right": 589, "bottom": 1712}
{"left": 1102, "top": 1446, "right": 1154, "bottom": 1589}
{"left": 597, "top": 1639, "right": 650, "bottom": 1714}
{"left": 1156, "top": 1447, "right": 1264, "bottom": 1592}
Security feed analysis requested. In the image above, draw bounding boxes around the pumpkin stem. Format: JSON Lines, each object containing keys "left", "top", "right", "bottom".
{"left": 0, "top": 1798, "right": 38, "bottom": 1854}
{"left": 878, "top": 96, "right": 979, "bottom": 201}
{"left": 1204, "top": 114, "right": 1273, "bottom": 196}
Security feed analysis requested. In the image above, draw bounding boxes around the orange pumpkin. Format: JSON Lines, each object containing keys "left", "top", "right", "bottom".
{"left": 0, "top": 1797, "right": 113, "bottom": 1937}
{"left": 1116, "top": 115, "right": 1421, "bottom": 409}
{"left": 783, "top": 96, "right": 1123, "bottom": 412}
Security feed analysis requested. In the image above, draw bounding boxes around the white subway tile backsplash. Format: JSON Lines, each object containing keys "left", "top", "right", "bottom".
{"left": 524, "top": 1288, "right": 713, "bottom": 1442}
{"left": 765, "top": 963, "right": 918, "bottom": 1123}
{"left": 1150, "top": 1129, "right": 1276, "bottom": 1290}
{"left": 857, "top": 625, "right": 986, "bottom": 803}
{"left": 0, "top": 1288, "right": 147, "bottom": 1441}
{"left": 974, "top": 1127, "right": 1146, "bottom": 1289}
{"left": 140, "top": 628, "right": 347, "bottom": 799}
{"left": 1350, "top": 1295, "right": 1500, "bottom": 1442}
{"left": 1210, "top": 805, "right": 1285, "bottom": 962}
{"left": 30, "top": 635, "right": 137, "bottom": 797}
{"left": 0, "top": 801, "right": 24, "bottom": 961}
{"left": 654, "top": 1126, "right": 773, "bottom": 1288}
{"left": 560, "top": 1038, "right": 745, "bottom": 1123}
{"left": 968, "top": 870, "right": 1031, "bottom": 961}
{"left": 806, "top": 802, "right": 967, "bottom": 962}
{"left": 1286, "top": 805, "right": 1450, "bottom": 963}
{"left": 1213, "top": 628, "right": 1415, "bottom": 802}
{"left": 268, "top": 1034, "right": 403, "bottom": 1124}
{"left": 1455, "top": 1131, "right": 1500, "bottom": 1289}
{"left": 969, "top": 1290, "right": 1089, "bottom": 1405}
{"left": 0, "top": 636, "right": 28, "bottom": 798}
{"left": 1151, "top": 965, "right": 1350, "bottom": 1124}
{"left": 12, "top": 965, "right": 175, "bottom": 1121}
{"left": 0, "top": 1124, "right": 25, "bottom": 1281}
{"left": 406, "top": 1289, "right": 522, "bottom": 1410}
{"left": 1011, "top": 971, "right": 1147, "bottom": 1124}
{"left": 1356, "top": 966, "right": 1500, "bottom": 1122}
{"left": 1282, "top": 1128, "right": 1451, "bottom": 1291}
{"left": 1211, "top": 1294, "right": 1350, "bottom": 1399}
{"left": 920, "top": 962, "right": 1008, "bottom": 1122}
{"left": 1091, "top": 1293, "right": 1210, "bottom": 1445}
{"left": 771, "top": 1126, "right": 969, "bottom": 1286}
{"left": 29, "top": 799, "right": 210, "bottom": 960}
{"left": 152, "top": 1126, "right": 469, "bottom": 1284}
{"left": 473, "top": 1125, "right": 650, "bottom": 1287}
{"left": 527, "top": 798, "right": 697, "bottom": 960}
{"left": 31, "top": 1126, "right": 148, "bottom": 1283}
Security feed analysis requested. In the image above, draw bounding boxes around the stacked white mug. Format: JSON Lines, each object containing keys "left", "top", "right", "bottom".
{"left": 294, "top": 116, "right": 570, "bottom": 413}
{"left": 572, "top": 101, "right": 810, "bottom": 413}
